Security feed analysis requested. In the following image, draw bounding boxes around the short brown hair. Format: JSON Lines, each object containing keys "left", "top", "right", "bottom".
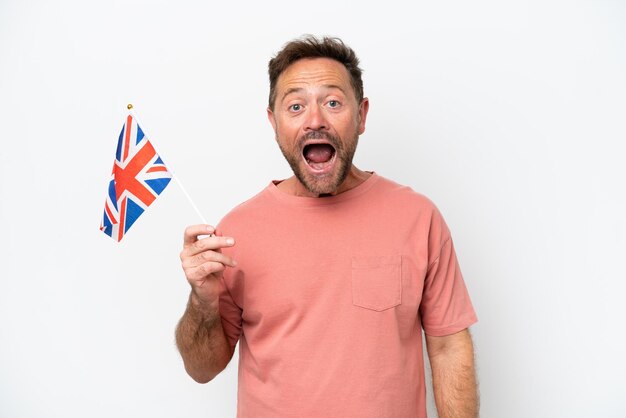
{"left": 268, "top": 35, "right": 364, "bottom": 110}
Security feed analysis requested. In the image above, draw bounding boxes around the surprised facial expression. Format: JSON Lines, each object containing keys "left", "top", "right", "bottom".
{"left": 268, "top": 58, "right": 369, "bottom": 196}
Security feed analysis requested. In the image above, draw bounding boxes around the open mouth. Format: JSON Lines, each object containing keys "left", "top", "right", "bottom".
{"left": 303, "top": 142, "right": 337, "bottom": 172}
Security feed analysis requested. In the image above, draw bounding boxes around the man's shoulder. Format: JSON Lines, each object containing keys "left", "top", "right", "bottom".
{"left": 375, "top": 175, "right": 452, "bottom": 243}
{"left": 217, "top": 183, "right": 275, "bottom": 231}
{"left": 375, "top": 174, "right": 437, "bottom": 211}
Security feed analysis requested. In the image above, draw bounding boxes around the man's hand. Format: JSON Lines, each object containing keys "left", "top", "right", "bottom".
{"left": 179, "top": 224, "right": 237, "bottom": 309}
{"left": 176, "top": 224, "right": 237, "bottom": 383}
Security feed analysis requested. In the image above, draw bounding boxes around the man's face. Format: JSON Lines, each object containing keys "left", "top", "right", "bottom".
{"left": 267, "top": 57, "right": 369, "bottom": 196}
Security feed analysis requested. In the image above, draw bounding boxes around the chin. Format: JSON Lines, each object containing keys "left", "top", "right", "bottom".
{"left": 301, "top": 171, "right": 345, "bottom": 196}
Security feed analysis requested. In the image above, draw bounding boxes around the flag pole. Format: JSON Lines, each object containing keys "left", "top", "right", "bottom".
{"left": 127, "top": 104, "right": 209, "bottom": 226}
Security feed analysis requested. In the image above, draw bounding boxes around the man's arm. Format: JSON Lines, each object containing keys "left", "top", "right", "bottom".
{"left": 175, "top": 225, "right": 237, "bottom": 383}
{"left": 175, "top": 292, "right": 234, "bottom": 383}
{"left": 425, "top": 328, "right": 479, "bottom": 418}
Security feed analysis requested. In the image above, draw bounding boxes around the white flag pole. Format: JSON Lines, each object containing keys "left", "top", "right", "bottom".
{"left": 127, "top": 104, "right": 209, "bottom": 226}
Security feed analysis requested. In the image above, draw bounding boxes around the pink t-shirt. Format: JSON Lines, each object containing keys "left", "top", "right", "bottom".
{"left": 217, "top": 173, "right": 477, "bottom": 418}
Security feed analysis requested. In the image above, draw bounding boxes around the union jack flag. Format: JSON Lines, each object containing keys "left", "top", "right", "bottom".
{"left": 100, "top": 114, "right": 172, "bottom": 241}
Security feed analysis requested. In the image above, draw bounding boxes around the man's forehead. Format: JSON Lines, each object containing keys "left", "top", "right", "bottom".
{"left": 278, "top": 58, "right": 350, "bottom": 87}
{"left": 277, "top": 58, "right": 352, "bottom": 98}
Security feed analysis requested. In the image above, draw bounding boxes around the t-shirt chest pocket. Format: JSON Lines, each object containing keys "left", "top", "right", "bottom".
{"left": 351, "top": 255, "right": 402, "bottom": 311}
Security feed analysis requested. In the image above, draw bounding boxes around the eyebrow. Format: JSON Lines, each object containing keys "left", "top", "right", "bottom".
{"left": 281, "top": 84, "right": 347, "bottom": 102}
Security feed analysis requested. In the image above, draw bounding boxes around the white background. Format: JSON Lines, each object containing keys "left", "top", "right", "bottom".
{"left": 1, "top": 0, "right": 625, "bottom": 417}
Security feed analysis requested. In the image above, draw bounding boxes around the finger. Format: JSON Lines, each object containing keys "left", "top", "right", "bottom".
{"left": 183, "top": 235, "right": 236, "bottom": 257}
{"left": 183, "top": 249, "right": 237, "bottom": 269}
{"left": 185, "top": 261, "right": 228, "bottom": 281}
{"left": 183, "top": 224, "right": 215, "bottom": 246}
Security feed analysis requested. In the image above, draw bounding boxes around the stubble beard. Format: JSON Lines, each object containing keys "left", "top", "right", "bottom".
{"left": 277, "top": 131, "right": 359, "bottom": 196}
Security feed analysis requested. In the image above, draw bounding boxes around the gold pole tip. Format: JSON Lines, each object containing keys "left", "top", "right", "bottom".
{"left": 127, "top": 103, "right": 134, "bottom": 110}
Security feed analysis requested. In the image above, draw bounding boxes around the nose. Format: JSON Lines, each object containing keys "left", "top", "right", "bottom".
{"left": 305, "top": 104, "right": 328, "bottom": 132}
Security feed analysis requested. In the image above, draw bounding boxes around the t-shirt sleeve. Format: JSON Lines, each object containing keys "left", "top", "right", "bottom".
{"left": 419, "top": 210, "right": 478, "bottom": 336}
{"left": 215, "top": 216, "right": 244, "bottom": 352}
{"left": 218, "top": 273, "right": 243, "bottom": 352}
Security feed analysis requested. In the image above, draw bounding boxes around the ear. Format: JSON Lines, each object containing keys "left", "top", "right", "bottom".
{"left": 357, "top": 97, "right": 369, "bottom": 135}
{"left": 267, "top": 107, "right": 277, "bottom": 133}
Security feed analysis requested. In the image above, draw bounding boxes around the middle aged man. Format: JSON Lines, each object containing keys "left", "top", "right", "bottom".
{"left": 176, "top": 35, "right": 479, "bottom": 418}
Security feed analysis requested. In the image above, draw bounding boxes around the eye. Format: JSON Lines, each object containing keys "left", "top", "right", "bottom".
{"left": 328, "top": 100, "right": 340, "bottom": 108}
{"left": 289, "top": 104, "right": 302, "bottom": 112}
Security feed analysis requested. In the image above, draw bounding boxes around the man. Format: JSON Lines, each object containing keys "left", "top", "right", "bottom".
{"left": 176, "top": 35, "right": 479, "bottom": 418}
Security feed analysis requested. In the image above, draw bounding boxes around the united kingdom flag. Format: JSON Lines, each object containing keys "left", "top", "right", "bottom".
{"left": 100, "top": 114, "right": 172, "bottom": 241}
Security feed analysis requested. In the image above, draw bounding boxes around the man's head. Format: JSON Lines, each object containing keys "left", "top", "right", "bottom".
{"left": 268, "top": 36, "right": 364, "bottom": 111}
{"left": 267, "top": 35, "right": 369, "bottom": 196}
